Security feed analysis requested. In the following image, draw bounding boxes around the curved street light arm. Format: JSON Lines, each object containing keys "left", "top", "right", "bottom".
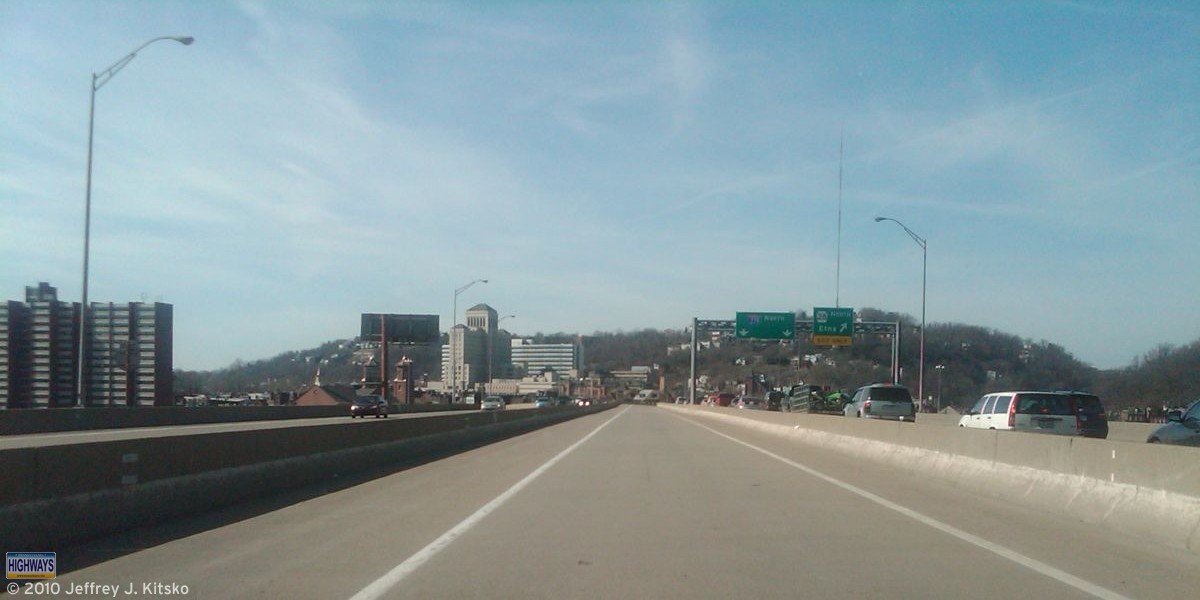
{"left": 455, "top": 278, "right": 489, "bottom": 295}
{"left": 874, "top": 216, "right": 925, "bottom": 249}
{"left": 94, "top": 36, "right": 194, "bottom": 91}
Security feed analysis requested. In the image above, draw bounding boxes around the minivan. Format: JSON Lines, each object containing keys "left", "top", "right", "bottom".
{"left": 958, "top": 391, "right": 1108, "bottom": 438}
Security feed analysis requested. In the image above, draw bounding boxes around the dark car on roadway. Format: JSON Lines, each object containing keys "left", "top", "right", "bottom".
{"left": 1147, "top": 400, "right": 1200, "bottom": 446}
{"left": 350, "top": 395, "right": 389, "bottom": 418}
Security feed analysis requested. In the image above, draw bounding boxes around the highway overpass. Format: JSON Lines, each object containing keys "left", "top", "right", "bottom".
{"left": 9, "top": 404, "right": 1198, "bottom": 599}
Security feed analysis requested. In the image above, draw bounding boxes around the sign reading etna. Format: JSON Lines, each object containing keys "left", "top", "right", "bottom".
{"left": 812, "top": 306, "right": 854, "bottom": 346}
{"left": 360, "top": 314, "right": 440, "bottom": 344}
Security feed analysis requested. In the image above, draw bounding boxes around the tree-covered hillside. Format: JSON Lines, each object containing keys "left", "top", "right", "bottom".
{"left": 175, "top": 309, "right": 1199, "bottom": 411}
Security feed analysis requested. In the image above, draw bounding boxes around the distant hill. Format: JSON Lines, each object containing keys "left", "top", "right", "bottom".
{"left": 173, "top": 338, "right": 442, "bottom": 396}
{"left": 175, "top": 308, "right": 1199, "bottom": 411}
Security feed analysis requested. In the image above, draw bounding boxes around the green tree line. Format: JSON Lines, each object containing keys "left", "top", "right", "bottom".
{"left": 176, "top": 310, "right": 1199, "bottom": 411}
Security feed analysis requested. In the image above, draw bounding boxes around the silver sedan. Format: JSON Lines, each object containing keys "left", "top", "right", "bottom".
{"left": 1147, "top": 400, "right": 1200, "bottom": 446}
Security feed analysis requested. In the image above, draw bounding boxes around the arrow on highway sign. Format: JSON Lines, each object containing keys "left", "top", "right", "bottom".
{"left": 735, "top": 312, "right": 796, "bottom": 340}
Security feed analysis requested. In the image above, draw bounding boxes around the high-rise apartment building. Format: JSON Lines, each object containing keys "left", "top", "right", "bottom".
{"left": 26, "top": 283, "right": 80, "bottom": 408}
{"left": 89, "top": 301, "right": 173, "bottom": 406}
{"left": 0, "top": 283, "right": 173, "bottom": 409}
{"left": 0, "top": 301, "right": 33, "bottom": 408}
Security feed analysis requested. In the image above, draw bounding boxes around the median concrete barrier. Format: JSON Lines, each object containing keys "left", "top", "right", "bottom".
{"left": 660, "top": 404, "right": 1200, "bottom": 555}
{"left": 1, "top": 403, "right": 617, "bottom": 550}
{"left": 0, "top": 403, "right": 481, "bottom": 436}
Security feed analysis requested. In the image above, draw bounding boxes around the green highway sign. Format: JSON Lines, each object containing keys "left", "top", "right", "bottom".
{"left": 813, "top": 307, "right": 853, "bottom": 346}
{"left": 735, "top": 312, "right": 796, "bottom": 340}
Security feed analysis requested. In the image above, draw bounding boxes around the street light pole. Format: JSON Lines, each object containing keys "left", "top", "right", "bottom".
{"left": 77, "top": 35, "right": 194, "bottom": 407}
{"left": 450, "top": 278, "right": 487, "bottom": 403}
{"left": 935, "top": 364, "right": 945, "bottom": 413}
{"left": 874, "top": 216, "right": 927, "bottom": 404}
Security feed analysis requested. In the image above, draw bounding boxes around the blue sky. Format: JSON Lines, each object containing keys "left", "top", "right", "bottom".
{"left": 2, "top": 1, "right": 1197, "bottom": 371}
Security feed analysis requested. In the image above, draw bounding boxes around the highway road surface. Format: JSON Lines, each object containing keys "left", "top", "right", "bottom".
{"left": 36, "top": 405, "right": 1200, "bottom": 599}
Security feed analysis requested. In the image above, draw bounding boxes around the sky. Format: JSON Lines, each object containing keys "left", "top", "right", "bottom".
{"left": 2, "top": 1, "right": 1198, "bottom": 372}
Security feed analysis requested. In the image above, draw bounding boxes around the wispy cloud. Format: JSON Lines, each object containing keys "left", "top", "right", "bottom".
{"left": 3, "top": 1, "right": 1197, "bottom": 369}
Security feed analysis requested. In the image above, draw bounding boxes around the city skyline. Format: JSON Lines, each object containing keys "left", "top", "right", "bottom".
{"left": 2, "top": 2, "right": 1197, "bottom": 371}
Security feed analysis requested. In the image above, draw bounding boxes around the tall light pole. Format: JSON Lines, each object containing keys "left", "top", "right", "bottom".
{"left": 935, "top": 364, "right": 945, "bottom": 413}
{"left": 450, "top": 278, "right": 487, "bottom": 402}
{"left": 78, "top": 35, "right": 194, "bottom": 407}
{"left": 488, "top": 314, "right": 515, "bottom": 388}
{"left": 874, "top": 216, "right": 927, "bottom": 404}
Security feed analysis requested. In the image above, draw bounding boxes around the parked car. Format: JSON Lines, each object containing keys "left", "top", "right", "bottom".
{"left": 350, "top": 395, "right": 388, "bottom": 418}
{"left": 842, "top": 384, "right": 916, "bottom": 421}
{"left": 734, "top": 395, "right": 762, "bottom": 409}
{"left": 1147, "top": 400, "right": 1200, "bottom": 446}
{"left": 481, "top": 396, "right": 505, "bottom": 411}
{"left": 957, "top": 391, "right": 1107, "bottom": 438}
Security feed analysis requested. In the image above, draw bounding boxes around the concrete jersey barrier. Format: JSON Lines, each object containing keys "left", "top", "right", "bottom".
{"left": 659, "top": 404, "right": 1200, "bottom": 555}
{"left": 1, "top": 403, "right": 617, "bottom": 550}
{"left": 0, "top": 403, "right": 480, "bottom": 436}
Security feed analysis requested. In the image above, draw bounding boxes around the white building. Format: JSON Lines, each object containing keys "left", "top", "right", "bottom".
{"left": 440, "top": 303, "right": 515, "bottom": 390}
{"left": 510, "top": 337, "right": 580, "bottom": 377}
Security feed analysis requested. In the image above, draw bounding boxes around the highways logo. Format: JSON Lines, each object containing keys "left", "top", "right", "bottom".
{"left": 6, "top": 552, "right": 56, "bottom": 579}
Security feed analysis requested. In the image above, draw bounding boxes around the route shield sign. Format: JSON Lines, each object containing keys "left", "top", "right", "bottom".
{"left": 812, "top": 307, "right": 853, "bottom": 346}
{"left": 735, "top": 312, "right": 795, "bottom": 340}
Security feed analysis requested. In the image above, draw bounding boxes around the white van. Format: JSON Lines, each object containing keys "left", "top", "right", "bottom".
{"left": 958, "top": 391, "right": 1078, "bottom": 436}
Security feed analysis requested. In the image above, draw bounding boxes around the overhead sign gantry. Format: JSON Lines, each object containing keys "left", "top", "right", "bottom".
{"left": 688, "top": 309, "right": 901, "bottom": 403}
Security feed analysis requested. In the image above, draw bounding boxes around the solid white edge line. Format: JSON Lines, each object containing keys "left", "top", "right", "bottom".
{"left": 348, "top": 406, "right": 629, "bottom": 600}
{"left": 673, "top": 413, "right": 1135, "bottom": 600}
